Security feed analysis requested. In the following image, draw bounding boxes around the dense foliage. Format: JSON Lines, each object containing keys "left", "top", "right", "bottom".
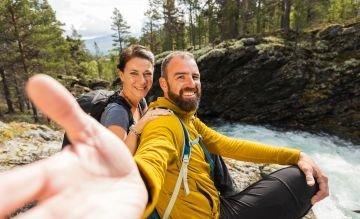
{"left": 139, "top": 0, "right": 360, "bottom": 51}
{"left": 0, "top": 0, "right": 359, "bottom": 120}
{"left": 0, "top": 0, "right": 117, "bottom": 120}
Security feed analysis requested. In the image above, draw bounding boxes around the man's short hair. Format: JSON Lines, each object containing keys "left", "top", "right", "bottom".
{"left": 117, "top": 45, "right": 155, "bottom": 71}
{"left": 161, "top": 51, "right": 195, "bottom": 78}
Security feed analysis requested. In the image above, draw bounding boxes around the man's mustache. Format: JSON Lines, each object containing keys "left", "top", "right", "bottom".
{"left": 180, "top": 87, "right": 200, "bottom": 96}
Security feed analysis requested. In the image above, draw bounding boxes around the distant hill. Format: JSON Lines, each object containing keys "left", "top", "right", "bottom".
{"left": 84, "top": 35, "right": 113, "bottom": 55}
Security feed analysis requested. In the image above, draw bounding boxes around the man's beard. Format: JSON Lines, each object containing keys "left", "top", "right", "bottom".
{"left": 167, "top": 84, "right": 201, "bottom": 112}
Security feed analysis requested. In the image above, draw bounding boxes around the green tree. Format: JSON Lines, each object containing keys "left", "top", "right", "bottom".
{"left": 0, "top": 0, "right": 91, "bottom": 119}
{"left": 203, "top": 0, "right": 220, "bottom": 44}
{"left": 217, "top": 0, "right": 240, "bottom": 40}
{"left": 162, "top": 0, "right": 180, "bottom": 50}
{"left": 180, "top": 0, "right": 201, "bottom": 47}
{"left": 94, "top": 41, "right": 103, "bottom": 78}
{"left": 281, "top": 0, "right": 292, "bottom": 34}
{"left": 142, "top": 0, "right": 162, "bottom": 53}
{"left": 111, "top": 8, "right": 130, "bottom": 53}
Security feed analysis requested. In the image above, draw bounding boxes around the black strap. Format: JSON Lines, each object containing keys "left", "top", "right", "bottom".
{"left": 108, "top": 91, "right": 147, "bottom": 129}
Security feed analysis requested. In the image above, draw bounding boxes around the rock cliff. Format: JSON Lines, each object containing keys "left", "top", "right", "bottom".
{"left": 149, "top": 22, "right": 360, "bottom": 145}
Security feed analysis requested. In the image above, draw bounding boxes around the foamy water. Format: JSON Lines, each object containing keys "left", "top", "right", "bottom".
{"left": 213, "top": 122, "right": 360, "bottom": 219}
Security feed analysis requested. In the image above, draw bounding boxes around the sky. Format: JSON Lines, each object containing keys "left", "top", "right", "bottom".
{"left": 47, "top": 0, "right": 149, "bottom": 39}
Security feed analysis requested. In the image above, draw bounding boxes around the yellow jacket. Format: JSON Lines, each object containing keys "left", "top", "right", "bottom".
{"left": 134, "top": 97, "right": 300, "bottom": 218}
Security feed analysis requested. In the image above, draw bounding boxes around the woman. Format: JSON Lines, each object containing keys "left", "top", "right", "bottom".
{"left": 100, "top": 45, "right": 171, "bottom": 154}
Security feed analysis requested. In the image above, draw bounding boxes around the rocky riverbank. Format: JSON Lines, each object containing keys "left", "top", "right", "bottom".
{"left": 0, "top": 122, "right": 316, "bottom": 218}
{"left": 149, "top": 21, "right": 360, "bottom": 145}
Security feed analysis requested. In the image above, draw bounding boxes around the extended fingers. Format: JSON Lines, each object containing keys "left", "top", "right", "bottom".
{"left": 0, "top": 162, "right": 46, "bottom": 217}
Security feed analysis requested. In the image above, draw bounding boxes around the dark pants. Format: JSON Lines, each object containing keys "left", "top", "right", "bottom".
{"left": 220, "top": 166, "right": 318, "bottom": 219}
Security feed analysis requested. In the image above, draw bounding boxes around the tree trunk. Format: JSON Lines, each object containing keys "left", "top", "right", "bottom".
{"left": 30, "top": 101, "right": 39, "bottom": 122}
{"left": 0, "top": 67, "right": 15, "bottom": 113}
{"left": 11, "top": 71, "right": 25, "bottom": 112}
{"left": 281, "top": 0, "right": 291, "bottom": 34}
{"left": 63, "top": 57, "right": 69, "bottom": 75}
{"left": 149, "top": 21, "right": 155, "bottom": 52}
{"left": 233, "top": 0, "right": 240, "bottom": 38}
{"left": 9, "top": 6, "right": 30, "bottom": 81}
{"left": 256, "top": 0, "right": 262, "bottom": 34}
{"left": 207, "top": 2, "right": 217, "bottom": 44}
{"left": 24, "top": 100, "right": 30, "bottom": 110}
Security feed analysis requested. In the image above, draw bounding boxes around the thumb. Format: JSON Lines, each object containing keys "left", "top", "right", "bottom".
{"left": 304, "top": 167, "right": 315, "bottom": 186}
{"left": 26, "top": 74, "right": 89, "bottom": 138}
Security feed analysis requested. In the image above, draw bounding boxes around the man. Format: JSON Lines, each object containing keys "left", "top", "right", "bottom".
{"left": 134, "top": 51, "right": 328, "bottom": 218}
{"left": 0, "top": 52, "right": 328, "bottom": 219}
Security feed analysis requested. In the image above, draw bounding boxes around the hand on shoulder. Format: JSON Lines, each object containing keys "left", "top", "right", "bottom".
{"left": 135, "top": 108, "right": 173, "bottom": 133}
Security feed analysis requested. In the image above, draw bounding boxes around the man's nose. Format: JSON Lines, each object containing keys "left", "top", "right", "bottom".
{"left": 185, "top": 77, "right": 196, "bottom": 88}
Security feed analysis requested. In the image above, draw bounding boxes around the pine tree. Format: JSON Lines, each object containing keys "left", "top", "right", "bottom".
{"left": 111, "top": 8, "right": 130, "bottom": 53}
{"left": 94, "top": 41, "right": 103, "bottom": 78}
{"left": 0, "top": 0, "right": 89, "bottom": 118}
{"left": 162, "top": 0, "right": 180, "bottom": 50}
{"left": 142, "top": 0, "right": 162, "bottom": 54}
{"left": 203, "top": 0, "right": 220, "bottom": 45}
{"left": 180, "top": 0, "right": 201, "bottom": 48}
{"left": 281, "top": 0, "right": 292, "bottom": 34}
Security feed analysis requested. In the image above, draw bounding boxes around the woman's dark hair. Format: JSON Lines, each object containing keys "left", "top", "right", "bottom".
{"left": 117, "top": 45, "right": 155, "bottom": 71}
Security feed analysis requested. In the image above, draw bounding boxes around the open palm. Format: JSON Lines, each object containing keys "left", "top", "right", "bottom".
{"left": 0, "top": 75, "right": 147, "bottom": 219}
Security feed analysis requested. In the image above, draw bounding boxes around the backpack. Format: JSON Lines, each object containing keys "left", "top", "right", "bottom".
{"left": 61, "top": 89, "right": 146, "bottom": 148}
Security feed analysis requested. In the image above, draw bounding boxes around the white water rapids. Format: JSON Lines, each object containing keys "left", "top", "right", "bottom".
{"left": 213, "top": 122, "right": 360, "bottom": 219}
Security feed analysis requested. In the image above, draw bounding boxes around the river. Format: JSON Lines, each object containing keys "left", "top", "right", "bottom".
{"left": 212, "top": 122, "right": 360, "bottom": 219}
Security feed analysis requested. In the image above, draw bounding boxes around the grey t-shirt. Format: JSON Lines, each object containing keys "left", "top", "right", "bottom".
{"left": 100, "top": 103, "right": 130, "bottom": 132}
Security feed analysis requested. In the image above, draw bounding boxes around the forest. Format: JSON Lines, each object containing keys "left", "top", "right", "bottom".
{"left": 0, "top": 0, "right": 359, "bottom": 122}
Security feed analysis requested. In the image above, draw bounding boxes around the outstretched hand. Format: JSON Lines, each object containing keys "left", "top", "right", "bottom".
{"left": 0, "top": 75, "right": 147, "bottom": 219}
{"left": 297, "top": 152, "right": 329, "bottom": 204}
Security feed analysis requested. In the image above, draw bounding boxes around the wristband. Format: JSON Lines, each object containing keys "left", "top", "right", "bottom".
{"left": 129, "top": 125, "right": 141, "bottom": 137}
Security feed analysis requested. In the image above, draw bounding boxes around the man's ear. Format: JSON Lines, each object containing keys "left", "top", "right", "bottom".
{"left": 159, "top": 77, "right": 168, "bottom": 92}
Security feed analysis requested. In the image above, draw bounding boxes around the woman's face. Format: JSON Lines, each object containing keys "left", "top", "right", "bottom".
{"left": 120, "top": 57, "right": 154, "bottom": 102}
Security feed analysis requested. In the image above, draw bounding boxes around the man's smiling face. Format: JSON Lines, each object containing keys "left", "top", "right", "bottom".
{"left": 160, "top": 55, "right": 201, "bottom": 112}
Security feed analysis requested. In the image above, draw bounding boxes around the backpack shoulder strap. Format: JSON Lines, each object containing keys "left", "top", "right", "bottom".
{"left": 139, "top": 98, "right": 147, "bottom": 116}
{"left": 108, "top": 92, "right": 134, "bottom": 128}
{"left": 198, "top": 139, "right": 215, "bottom": 179}
{"left": 162, "top": 117, "right": 192, "bottom": 219}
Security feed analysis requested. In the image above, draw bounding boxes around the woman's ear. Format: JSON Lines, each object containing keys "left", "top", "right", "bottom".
{"left": 159, "top": 77, "right": 168, "bottom": 93}
{"left": 119, "top": 70, "right": 124, "bottom": 82}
